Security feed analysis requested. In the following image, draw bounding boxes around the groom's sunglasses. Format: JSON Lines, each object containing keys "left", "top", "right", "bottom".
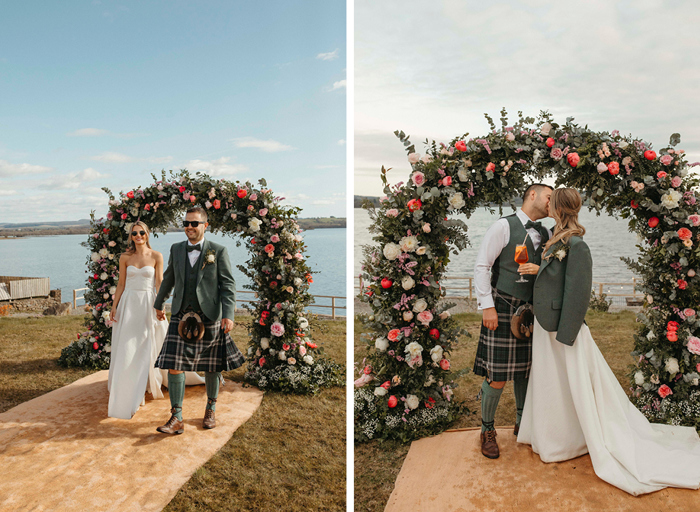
{"left": 182, "top": 221, "right": 203, "bottom": 228}
{"left": 131, "top": 230, "right": 146, "bottom": 237}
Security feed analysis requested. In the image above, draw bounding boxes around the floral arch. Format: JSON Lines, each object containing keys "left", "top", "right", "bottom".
{"left": 355, "top": 110, "right": 700, "bottom": 442}
{"left": 58, "top": 170, "right": 343, "bottom": 394}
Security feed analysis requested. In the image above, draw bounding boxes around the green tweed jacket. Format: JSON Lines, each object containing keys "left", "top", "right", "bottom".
{"left": 154, "top": 239, "right": 236, "bottom": 322}
{"left": 532, "top": 236, "right": 592, "bottom": 346}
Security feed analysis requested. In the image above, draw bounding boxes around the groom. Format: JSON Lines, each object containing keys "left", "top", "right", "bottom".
{"left": 154, "top": 207, "right": 245, "bottom": 434}
{"left": 472, "top": 183, "right": 552, "bottom": 458}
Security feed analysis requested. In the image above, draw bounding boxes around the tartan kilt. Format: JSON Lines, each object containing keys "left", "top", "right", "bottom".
{"left": 472, "top": 291, "right": 532, "bottom": 382}
{"left": 156, "top": 312, "right": 245, "bottom": 372}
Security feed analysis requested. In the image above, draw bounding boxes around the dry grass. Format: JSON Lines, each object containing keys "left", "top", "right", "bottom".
{"left": 354, "top": 309, "right": 639, "bottom": 512}
{"left": 0, "top": 314, "right": 347, "bottom": 512}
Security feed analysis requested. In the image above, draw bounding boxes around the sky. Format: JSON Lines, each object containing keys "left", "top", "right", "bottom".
{"left": 0, "top": 0, "right": 346, "bottom": 223}
{"left": 355, "top": 0, "right": 700, "bottom": 197}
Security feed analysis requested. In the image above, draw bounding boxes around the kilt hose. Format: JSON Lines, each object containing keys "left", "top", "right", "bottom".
{"left": 156, "top": 312, "right": 245, "bottom": 373}
{"left": 472, "top": 291, "right": 532, "bottom": 382}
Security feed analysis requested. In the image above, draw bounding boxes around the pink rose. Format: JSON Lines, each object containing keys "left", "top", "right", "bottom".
{"left": 299, "top": 346, "right": 307, "bottom": 356}
{"left": 687, "top": 336, "right": 700, "bottom": 355}
{"left": 387, "top": 329, "right": 401, "bottom": 342}
{"left": 658, "top": 384, "right": 673, "bottom": 399}
{"left": 270, "top": 322, "right": 285, "bottom": 337}
{"left": 250, "top": 194, "right": 258, "bottom": 201}
{"left": 550, "top": 148, "right": 563, "bottom": 160}
{"left": 442, "top": 176, "right": 452, "bottom": 187}
{"left": 408, "top": 153, "right": 421, "bottom": 164}
{"left": 657, "top": 171, "right": 667, "bottom": 179}
{"left": 270, "top": 234, "right": 280, "bottom": 243}
{"left": 247, "top": 205, "right": 254, "bottom": 211}
{"left": 411, "top": 172, "right": 425, "bottom": 186}
{"left": 505, "top": 132, "right": 515, "bottom": 142}
{"left": 689, "top": 215, "right": 700, "bottom": 226}
{"left": 422, "top": 223, "right": 431, "bottom": 233}
{"left": 353, "top": 374, "right": 372, "bottom": 387}
{"left": 697, "top": 363, "right": 700, "bottom": 373}
{"left": 259, "top": 208, "right": 268, "bottom": 216}
{"left": 440, "top": 359, "right": 450, "bottom": 370}
{"left": 567, "top": 152, "right": 580, "bottom": 167}
{"left": 416, "top": 310, "right": 433, "bottom": 326}
{"left": 660, "top": 154, "right": 673, "bottom": 166}
{"left": 230, "top": 213, "right": 237, "bottom": 220}
{"left": 597, "top": 162, "right": 608, "bottom": 174}
{"left": 486, "top": 162, "right": 496, "bottom": 172}
{"left": 386, "top": 209, "right": 399, "bottom": 217}
{"left": 671, "top": 176, "right": 682, "bottom": 188}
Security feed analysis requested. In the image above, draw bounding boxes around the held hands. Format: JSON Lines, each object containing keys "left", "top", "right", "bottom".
{"left": 221, "top": 318, "right": 233, "bottom": 334}
{"left": 155, "top": 309, "right": 166, "bottom": 321}
{"left": 482, "top": 307, "right": 498, "bottom": 331}
{"left": 518, "top": 263, "right": 540, "bottom": 275}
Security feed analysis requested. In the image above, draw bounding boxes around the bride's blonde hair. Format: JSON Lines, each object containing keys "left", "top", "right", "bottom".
{"left": 125, "top": 221, "right": 152, "bottom": 254}
{"left": 543, "top": 188, "right": 586, "bottom": 255}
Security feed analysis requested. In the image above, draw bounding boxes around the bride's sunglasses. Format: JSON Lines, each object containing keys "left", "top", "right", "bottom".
{"left": 131, "top": 230, "right": 146, "bottom": 237}
{"left": 182, "top": 221, "right": 203, "bottom": 227}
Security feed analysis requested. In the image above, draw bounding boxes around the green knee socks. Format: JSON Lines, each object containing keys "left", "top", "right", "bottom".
{"left": 168, "top": 372, "right": 186, "bottom": 421}
{"left": 481, "top": 380, "right": 504, "bottom": 432}
{"left": 205, "top": 372, "right": 221, "bottom": 411}
{"left": 514, "top": 376, "right": 528, "bottom": 427}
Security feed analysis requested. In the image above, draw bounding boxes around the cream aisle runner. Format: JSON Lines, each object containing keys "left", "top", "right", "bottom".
{"left": 0, "top": 370, "right": 264, "bottom": 512}
{"left": 385, "top": 427, "right": 700, "bottom": 512}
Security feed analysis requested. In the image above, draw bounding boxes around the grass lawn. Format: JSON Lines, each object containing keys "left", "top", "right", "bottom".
{"left": 353, "top": 309, "right": 639, "bottom": 512}
{"left": 0, "top": 314, "right": 346, "bottom": 512}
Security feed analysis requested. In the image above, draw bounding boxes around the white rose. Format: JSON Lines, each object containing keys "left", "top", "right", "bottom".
{"left": 665, "top": 357, "right": 679, "bottom": 375}
{"left": 533, "top": 149, "right": 542, "bottom": 163}
{"left": 294, "top": 278, "right": 302, "bottom": 287}
{"left": 108, "top": 254, "right": 114, "bottom": 260}
{"left": 457, "top": 167, "right": 469, "bottom": 182}
{"left": 103, "top": 293, "right": 109, "bottom": 299}
{"left": 207, "top": 254, "right": 215, "bottom": 263}
{"left": 540, "top": 122, "right": 552, "bottom": 135}
{"left": 403, "top": 311, "right": 414, "bottom": 322}
{"left": 439, "top": 311, "right": 451, "bottom": 320}
{"left": 399, "top": 235, "right": 419, "bottom": 253}
{"left": 303, "top": 355, "right": 314, "bottom": 365}
{"left": 104, "top": 344, "right": 111, "bottom": 353}
{"left": 619, "top": 140, "right": 629, "bottom": 149}
{"left": 448, "top": 192, "right": 465, "bottom": 210}
{"left": 99, "top": 248, "right": 109, "bottom": 258}
{"left": 278, "top": 350, "right": 286, "bottom": 361}
{"left": 100, "top": 273, "right": 108, "bottom": 280}
{"left": 634, "top": 371, "right": 645, "bottom": 386}
{"left": 260, "top": 338, "right": 270, "bottom": 349}
{"left": 424, "top": 374, "right": 436, "bottom": 387}
{"left": 269, "top": 349, "right": 276, "bottom": 356}
{"left": 430, "top": 345, "right": 444, "bottom": 363}
{"left": 401, "top": 276, "right": 415, "bottom": 290}
{"left": 408, "top": 153, "right": 421, "bottom": 164}
{"left": 91, "top": 252, "right": 101, "bottom": 262}
{"left": 109, "top": 286, "right": 116, "bottom": 295}
{"left": 298, "top": 318, "right": 309, "bottom": 329}
{"left": 295, "top": 234, "right": 303, "bottom": 242}
{"left": 505, "top": 132, "right": 515, "bottom": 141}
{"left": 416, "top": 246, "right": 427, "bottom": 255}
{"left": 101, "top": 311, "right": 110, "bottom": 320}
{"left": 646, "top": 331, "right": 656, "bottom": 340}
{"left": 555, "top": 249, "right": 567, "bottom": 261}
{"left": 421, "top": 154, "right": 432, "bottom": 164}
{"left": 374, "top": 386, "right": 388, "bottom": 396}
{"left": 405, "top": 341, "right": 423, "bottom": 358}
{"left": 247, "top": 346, "right": 254, "bottom": 356}
{"left": 693, "top": 378, "right": 699, "bottom": 386}
{"left": 375, "top": 337, "right": 389, "bottom": 351}
{"left": 406, "top": 394, "right": 420, "bottom": 410}
{"left": 248, "top": 218, "right": 262, "bottom": 232}
{"left": 413, "top": 298, "right": 428, "bottom": 313}
{"left": 661, "top": 190, "right": 682, "bottom": 209}
{"left": 383, "top": 243, "right": 401, "bottom": 261}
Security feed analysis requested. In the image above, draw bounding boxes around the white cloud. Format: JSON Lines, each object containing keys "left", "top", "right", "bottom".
{"left": 0, "top": 159, "right": 52, "bottom": 177}
{"left": 181, "top": 157, "right": 248, "bottom": 177}
{"left": 338, "top": 139, "right": 346, "bottom": 146}
{"left": 37, "top": 167, "right": 107, "bottom": 190}
{"left": 90, "top": 152, "right": 172, "bottom": 164}
{"left": 312, "top": 199, "right": 336, "bottom": 205}
{"left": 317, "top": 49, "right": 339, "bottom": 61}
{"left": 67, "top": 128, "right": 110, "bottom": 137}
{"left": 315, "top": 165, "right": 340, "bottom": 169}
{"left": 0, "top": 189, "right": 18, "bottom": 196}
{"left": 331, "top": 80, "right": 347, "bottom": 91}
{"left": 232, "top": 137, "right": 295, "bottom": 153}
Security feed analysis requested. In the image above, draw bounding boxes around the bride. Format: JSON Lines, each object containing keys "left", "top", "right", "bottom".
{"left": 108, "top": 221, "right": 203, "bottom": 419}
{"left": 517, "top": 187, "right": 700, "bottom": 496}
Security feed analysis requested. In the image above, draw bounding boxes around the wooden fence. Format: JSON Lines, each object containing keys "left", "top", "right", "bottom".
{"left": 0, "top": 276, "right": 50, "bottom": 301}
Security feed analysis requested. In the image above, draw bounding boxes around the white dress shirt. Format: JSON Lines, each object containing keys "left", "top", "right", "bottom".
{"left": 187, "top": 239, "right": 203, "bottom": 267}
{"left": 474, "top": 209, "right": 552, "bottom": 310}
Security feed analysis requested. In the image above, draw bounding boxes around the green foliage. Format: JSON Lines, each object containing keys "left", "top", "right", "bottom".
{"left": 589, "top": 290, "right": 612, "bottom": 312}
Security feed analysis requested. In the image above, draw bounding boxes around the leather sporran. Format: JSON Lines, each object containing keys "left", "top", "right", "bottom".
{"left": 178, "top": 311, "right": 205, "bottom": 342}
{"left": 510, "top": 303, "right": 534, "bottom": 340}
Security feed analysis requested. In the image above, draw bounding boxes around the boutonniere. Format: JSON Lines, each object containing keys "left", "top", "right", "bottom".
{"left": 202, "top": 249, "right": 216, "bottom": 270}
{"left": 545, "top": 242, "right": 570, "bottom": 261}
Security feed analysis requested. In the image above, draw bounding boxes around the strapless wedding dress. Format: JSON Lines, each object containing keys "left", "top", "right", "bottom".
{"left": 107, "top": 266, "right": 203, "bottom": 419}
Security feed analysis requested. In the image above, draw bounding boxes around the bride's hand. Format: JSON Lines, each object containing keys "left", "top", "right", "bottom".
{"left": 110, "top": 307, "right": 117, "bottom": 323}
{"left": 518, "top": 263, "right": 539, "bottom": 275}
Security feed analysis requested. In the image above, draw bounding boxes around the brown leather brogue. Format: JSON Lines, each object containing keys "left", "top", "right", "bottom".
{"left": 481, "top": 429, "right": 499, "bottom": 459}
{"left": 156, "top": 408, "right": 184, "bottom": 435}
{"left": 203, "top": 398, "right": 216, "bottom": 429}
{"left": 513, "top": 423, "right": 520, "bottom": 436}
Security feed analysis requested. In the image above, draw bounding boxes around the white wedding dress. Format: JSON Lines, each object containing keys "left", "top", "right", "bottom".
{"left": 108, "top": 266, "right": 204, "bottom": 419}
{"left": 518, "top": 318, "right": 700, "bottom": 496}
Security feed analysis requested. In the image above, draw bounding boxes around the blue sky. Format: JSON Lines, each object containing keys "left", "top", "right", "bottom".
{"left": 0, "top": 0, "right": 346, "bottom": 223}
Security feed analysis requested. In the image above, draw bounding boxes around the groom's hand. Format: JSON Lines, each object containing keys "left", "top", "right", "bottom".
{"left": 482, "top": 307, "right": 498, "bottom": 331}
{"left": 221, "top": 318, "right": 234, "bottom": 334}
{"left": 155, "top": 309, "right": 166, "bottom": 321}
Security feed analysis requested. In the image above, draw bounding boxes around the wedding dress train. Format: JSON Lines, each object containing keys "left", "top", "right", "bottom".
{"left": 518, "top": 318, "right": 700, "bottom": 496}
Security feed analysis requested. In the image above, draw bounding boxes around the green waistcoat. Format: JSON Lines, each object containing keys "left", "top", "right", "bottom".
{"left": 182, "top": 251, "right": 202, "bottom": 313}
{"left": 491, "top": 214, "right": 547, "bottom": 302}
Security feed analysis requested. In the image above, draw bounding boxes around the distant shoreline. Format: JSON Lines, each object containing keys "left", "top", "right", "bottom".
{"left": 0, "top": 217, "right": 346, "bottom": 239}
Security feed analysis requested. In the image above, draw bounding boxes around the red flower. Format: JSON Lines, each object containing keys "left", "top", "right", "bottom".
{"left": 608, "top": 162, "right": 619, "bottom": 175}
{"left": 485, "top": 162, "right": 496, "bottom": 172}
{"left": 442, "top": 176, "right": 453, "bottom": 186}
{"left": 648, "top": 217, "right": 659, "bottom": 228}
{"left": 251, "top": 238, "right": 256, "bottom": 244}
{"left": 455, "top": 140, "right": 467, "bottom": 152}
{"left": 644, "top": 150, "right": 657, "bottom": 161}
{"left": 388, "top": 395, "right": 398, "bottom": 408}
{"left": 282, "top": 343, "right": 290, "bottom": 351}
{"left": 387, "top": 329, "right": 401, "bottom": 341}
{"left": 269, "top": 281, "right": 277, "bottom": 289}
{"left": 121, "top": 213, "right": 127, "bottom": 220}
{"left": 259, "top": 357, "right": 266, "bottom": 367}
{"left": 103, "top": 228, "right": 109, "bottom": 234}
{"left": 567, "top": 152, "right": 580, "bottom": 168}
{"left": 213, "top": 199, "right": 221, "bottom": 209}
{"left": 657, "top": 171, "right": 667, "bottom": 179}
{"left": 429, "top": 328, "right": 440, "bottom": 340}
{"left": 179, "top": 186, "right": 186, "bottom": 193}
{"left": 407, "top": 199, "right": 422, "bottom": 212}
{"left": 666, "top": 331, "right": 678, "bottom": 342}
{"left": 190, "top": 195, "right": 196, "bottom": 203}
{"left": 381, "top": 278, "right": 392, "bottom": 289}
{"left": 425, "top": 397, "right": 436, "bottom": 409}
{"left": 678, "top": 279, "right": 688, "bottom": 290}
{"left": 678, "top": 228, "right": 692, "bottom": 241}
{"left": 93, "top": 342, "right": 99, "bottom": 350}
{"left": 630, "top": 200, "right": 639, "bottom": 209}
{"left": 363, "top": 365, "right": 372, "bottom": 375}
{"left": 667, "top": 321, "right": 679, "bottom": 331}
{"left": 439, "top": 359, "right": 450, "bottom": 370}
{"left": 264, "top": 244, "right": 275, "bottom": 253}
{"left": 380, "top": 381, "right": 390, "bottom": 390}
{"left": 144, "top": 204, "right": 151, "bottom": 211}
{"left": 546, "top": 137, "right": 555, "bottom": 148}
{"left": 306, "top": 274, "right": 313, "bottom": 283}
{"left": 658, "top": 384, "right": 672, "bottom": 398}
{"left": 126, "top": 191, "right": 134, "bottom": 199}
{"left": 237, "top": 189, "right": 248, "bottom": 199}
{"left": 93, "top": 273, "right": 99, "bottom": 279}
{"left": 306, "top": 341, "right": 317, "bottom": 349}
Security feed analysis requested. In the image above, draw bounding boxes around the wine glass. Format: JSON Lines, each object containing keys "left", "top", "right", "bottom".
{"left": 514, "top": 244, "right": 529, "bottom": 283}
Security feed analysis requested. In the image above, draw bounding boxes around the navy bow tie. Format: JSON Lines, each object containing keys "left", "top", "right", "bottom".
{"left": 525, "top": 220, "right": 542, "bottom": 231}
{"left": 187, "top": 244, "right": 202, "bottom": 252}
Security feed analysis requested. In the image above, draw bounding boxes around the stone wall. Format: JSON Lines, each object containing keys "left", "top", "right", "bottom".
{"left": 2, "top": 290, "right": 62, "bottom": 313}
